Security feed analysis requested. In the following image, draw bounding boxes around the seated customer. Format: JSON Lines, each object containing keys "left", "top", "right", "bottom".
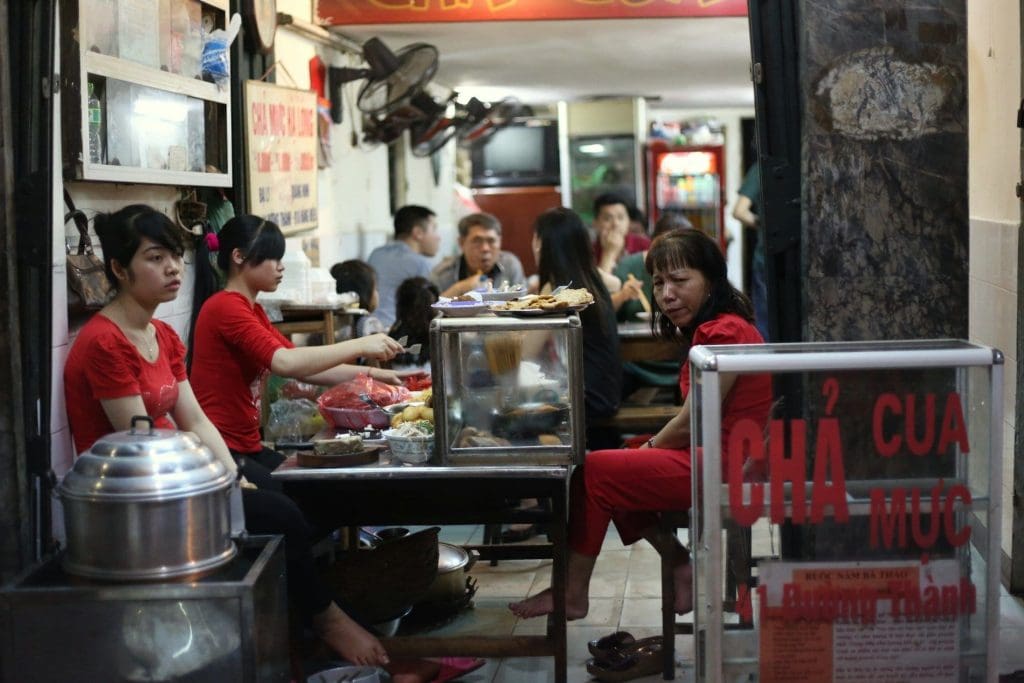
{"left": 367, "top": 205, "right": 440, "bottom": 327}
{"left": 431, "top": 212, "right": 526, "bottom": 298}
{"left": 509, "top": 229, "right": 771, "bottom": 620}
{"left": 388, "top": 277, "right": 439, "bottom": 369}
{"left": 330, "top": 259, "right": 387, "bottom": 337}
{"left": 592, "top": 192, "right": 651, "bottom": 274}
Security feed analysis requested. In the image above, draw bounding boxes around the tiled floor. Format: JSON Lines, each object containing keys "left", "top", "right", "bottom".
{"left": 379, "top": 523, "right": 1024, "bottom": 683}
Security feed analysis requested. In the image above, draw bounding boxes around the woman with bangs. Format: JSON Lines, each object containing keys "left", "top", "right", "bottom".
{"left": 63, "top": 206, "right": 399, "bottom": 670}
{"left": 510, "top": 228, "right": 772, "bottom": 621}
{"left": 189, "top": 215, "right": 404, "bottom": 482}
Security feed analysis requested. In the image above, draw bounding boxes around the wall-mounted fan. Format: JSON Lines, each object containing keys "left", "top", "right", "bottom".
{"left": 408, "top": 93, "right": 460, "bottom": 158}
{"left": 458, "top": 97, "right": 526, "bottom": 147}
{"left": 408, "top": 95, "right": 528, "bottom": 157}
{"left": 329, "top": 38, "right": 439, "bottom": 117}
{"left": 362, "top": 102, "right": 429, "bottom": 146}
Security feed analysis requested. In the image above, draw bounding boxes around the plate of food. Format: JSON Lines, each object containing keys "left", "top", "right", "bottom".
{"left": 296, "top": 434, "right": 385, "bottom": 468}
{"left": 431, "top": 300, "right": 491, "bottom": 317}
{"left": 490, "top": 288, "right": 594, "bottom": 316}
{"left": 474, "top": 284, "right": 527, "bottom": 302}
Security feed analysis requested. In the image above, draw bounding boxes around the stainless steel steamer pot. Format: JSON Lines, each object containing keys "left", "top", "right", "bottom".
{"left": 59, "top": 416, "right": 238, "bottom": 580}
{"left": 422, "top": 542, "right": 477, "bottom": 602}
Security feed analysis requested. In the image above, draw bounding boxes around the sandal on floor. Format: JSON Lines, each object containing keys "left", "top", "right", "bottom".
{"left": 499, "top": 524, "right": 538, "bottom": 543}
{"left": 589, "top": 635, "right": 663, "bottom": 665}
{"left": 430, "top": 656, "right": 486, "bottom": 682}
{"left": 587, "top": 631, "right": 636, "bottom": 660}
{"left": 585, "top": 640, "right": 664, "bottom": 683}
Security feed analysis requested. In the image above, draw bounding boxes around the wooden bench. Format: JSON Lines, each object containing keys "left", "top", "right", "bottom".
{"left": 592, "top": 404, "right": 680, "bottom": 434}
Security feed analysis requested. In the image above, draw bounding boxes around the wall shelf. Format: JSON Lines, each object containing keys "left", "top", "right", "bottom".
{"left": 61, "top": 0, "right": 232, "bottom": 187}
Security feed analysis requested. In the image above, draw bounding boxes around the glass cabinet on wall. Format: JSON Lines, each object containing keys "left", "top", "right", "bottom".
{"left": 61, "top": 0, "right": 232, "bottom": 186}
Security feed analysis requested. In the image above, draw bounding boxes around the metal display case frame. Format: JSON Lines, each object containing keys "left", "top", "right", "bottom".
{"left": 689, "top": 340, "right": 1003, "bottom": 683}
{"left": 430, "top": 314, "right": 586, "bottom": 466}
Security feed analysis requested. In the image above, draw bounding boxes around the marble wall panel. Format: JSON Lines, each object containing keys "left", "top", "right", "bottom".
{"left": 803, "top": 0, "right": 968, "bottom": 341}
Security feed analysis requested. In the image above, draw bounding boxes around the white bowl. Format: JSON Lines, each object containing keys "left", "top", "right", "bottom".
{"left": 384, "top": 430, "right": 434, "bottom": 464}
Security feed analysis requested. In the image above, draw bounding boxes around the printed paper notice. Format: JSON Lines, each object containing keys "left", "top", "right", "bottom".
{"left": 244, "top": 81, "right": 319, "bottom": 235}
{"left": 758, "top": 560, "right": 966, "bottom": 683}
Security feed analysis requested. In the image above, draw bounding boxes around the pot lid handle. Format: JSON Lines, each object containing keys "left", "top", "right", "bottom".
{"left": 128, "top": 415, "right": 155, "bottom": 436}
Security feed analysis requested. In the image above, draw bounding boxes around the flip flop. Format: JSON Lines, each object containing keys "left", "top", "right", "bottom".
{"left": 589, "top": 635, "right": 663, "bottom": 666}
{"left": 587, "top": 630, "right": 636, "bottom": 660}
{"left": 586, "top": 645, "right": 663, "bottom": 683}
{"left": 430, "top": 656, "right": 486, "bottom": 682}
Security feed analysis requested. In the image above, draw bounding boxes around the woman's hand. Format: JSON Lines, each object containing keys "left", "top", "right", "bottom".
{"left": 359, "top": 333, "right": 403, "bottom": 361}
{"left": 368, "top": 368, "right": 403, "bottom": 385}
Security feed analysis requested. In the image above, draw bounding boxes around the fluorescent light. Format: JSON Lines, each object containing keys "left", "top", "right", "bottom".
{"left": 133, "top": 96, "right": 188, "bottom": 122}
{"left": 579, "top": 143, "right": 606, "bottom": 154}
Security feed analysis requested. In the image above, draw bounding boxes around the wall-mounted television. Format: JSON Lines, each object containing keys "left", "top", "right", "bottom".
{"left": 470, "top": 120, "right": 561, "bottom": 188}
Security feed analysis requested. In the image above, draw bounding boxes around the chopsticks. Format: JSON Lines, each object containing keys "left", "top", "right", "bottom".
{"left": 627, "top": 273, "right": 652, "bottom": 314}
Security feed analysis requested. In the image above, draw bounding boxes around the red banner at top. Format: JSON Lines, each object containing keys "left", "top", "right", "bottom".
{"left": 317, "top": 0, "right": 747, "bottom": 25}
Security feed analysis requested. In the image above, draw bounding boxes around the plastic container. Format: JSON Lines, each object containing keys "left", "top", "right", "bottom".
{"left": 278, "top": 246, "right": 311, "bottom": 302}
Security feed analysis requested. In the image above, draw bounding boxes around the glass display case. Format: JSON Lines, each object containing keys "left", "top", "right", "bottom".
{"left": 61, "top": 0, "right": 232, "bottom": 186}
{"left": 688, "top": 340, "right": 1003, "bottom": 683}
{"left": 430, "top": 315, "right": 585, "bottom": 466}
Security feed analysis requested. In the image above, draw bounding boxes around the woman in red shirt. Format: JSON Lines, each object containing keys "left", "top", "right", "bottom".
{"left": 63, "top": 205, "right": 397, "bottom": 669}
{"left": 189, "top": 215, "right": 406, "bottom": 479}
{"left": 510, "top": 229, "right": 772, "bottom": 620}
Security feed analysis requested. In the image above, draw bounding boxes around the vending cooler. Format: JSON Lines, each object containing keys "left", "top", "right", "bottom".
{"left": 644, "top": 141, "right": 725, "bottom": 247}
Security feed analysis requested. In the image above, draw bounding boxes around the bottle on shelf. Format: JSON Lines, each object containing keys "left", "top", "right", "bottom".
{"left": 87, "top": 82, "right": 104, "bottom": 165}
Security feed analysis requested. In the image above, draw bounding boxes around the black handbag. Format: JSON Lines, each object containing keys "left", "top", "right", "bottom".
{"left": 65, "top": 190, "right": 115, "bottom": 310}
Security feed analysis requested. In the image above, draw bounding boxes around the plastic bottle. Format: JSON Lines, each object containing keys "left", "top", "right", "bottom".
{"left": 87, "top": 82, "right": 103, "bottom": 164}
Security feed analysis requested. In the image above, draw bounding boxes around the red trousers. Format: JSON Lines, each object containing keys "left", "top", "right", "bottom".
{"left": 568, "top": 447, "right": 694, "bottom": 556}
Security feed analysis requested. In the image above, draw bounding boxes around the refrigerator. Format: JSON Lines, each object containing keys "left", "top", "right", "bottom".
{"left": 644, "top": 141, "right": 726, "bottom": 248}
{"left": 568, "top": 134, "right": 639, "bottom": 225}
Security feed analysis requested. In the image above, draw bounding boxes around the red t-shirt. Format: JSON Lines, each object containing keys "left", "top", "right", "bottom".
{"left": 64, "top": 315, "right": 186, "bottom": 455}
{"left": 679, "top": 313, "right": 772, "bottom": 466}
{"left": 191, "top": 291, "right": 294, "bottom": 453}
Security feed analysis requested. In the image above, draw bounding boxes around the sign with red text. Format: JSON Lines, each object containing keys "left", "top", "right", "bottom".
{"left": 244, "top": 81, "right": 318, "bottom": 235}
{"left": 758, "top": 560, "right": 963, "bottom": 683}
{"left": 316, "top": 0, "right": 746, "bottom": 25}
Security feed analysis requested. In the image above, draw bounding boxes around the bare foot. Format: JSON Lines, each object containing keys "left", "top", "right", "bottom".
{"left": 675, "top": 561, "right": 694, "bottom": 615}
{"left": 314, "top": 605, "right": 389, "bottom": 667}
{"left": 508, "top": 588, "right": 588, "bottom": 620}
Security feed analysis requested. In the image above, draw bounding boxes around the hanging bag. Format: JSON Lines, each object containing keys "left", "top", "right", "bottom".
{"left": 64, "top": 190, "right": 115, "bottom": 310}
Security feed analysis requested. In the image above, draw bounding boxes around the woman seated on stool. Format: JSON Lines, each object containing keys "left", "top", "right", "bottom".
{"left": 509, "top": 229, "right": 771, "bottom": 619}
{"left": 65, "top": 206, "right": 481, "bottom": 683}
{"left": 189, "top": 215, "right": 409, "bottom": 483}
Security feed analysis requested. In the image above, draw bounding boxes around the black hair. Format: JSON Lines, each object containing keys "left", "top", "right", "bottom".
{"left": 330, "top": 260, "right": 376, "bottom": 309}
{"left": 93, "top": 204, "right": 185, "bottom": 288}
{"left": 652, "top": 212, "right": 693, "bottom": 237}
{"left": 645, "top": 229, "right": 753, "bottom": 344}
{"left": 189, "top": 214, "right": 285, "bottom": 365}
{"left": 592, "top": 192, "right": 630, "bottom": 218}
{"left": 534, "top": 207, "right": 614, "bottom": 335}
{"left": 393, "top": 205, "right": 436, "bottom": 239}
{"left": 388, "top": 276, "right": 439, "bottom": 365}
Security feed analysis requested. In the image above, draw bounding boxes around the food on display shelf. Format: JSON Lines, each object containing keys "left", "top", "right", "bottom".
{"left": 491, "top": 288, "right": 594, "bottom": 311}
{"left": 390, "top": 403, "right": 434, "bottom": 428}
{"left": 455, "top": 426, "right": 512, "bottom": 448}
{"left": 313, "top": 433, "right": 364, "bottom": 455}
{"left": 537, "top": 434, "right": 563, "bottom": 446}
{"left": 389, "top": 420, "right": 434, "bottom": 437}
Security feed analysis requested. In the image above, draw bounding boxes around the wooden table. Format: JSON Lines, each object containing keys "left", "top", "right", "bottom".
{"left": 617, "top": 321, "right": 684, "bottom": 363}
{"left": 273, "top": 456, "right": 571, "bottom": 682}
{"left": 272, "top": 303, "right": 367, "bottom": 342}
